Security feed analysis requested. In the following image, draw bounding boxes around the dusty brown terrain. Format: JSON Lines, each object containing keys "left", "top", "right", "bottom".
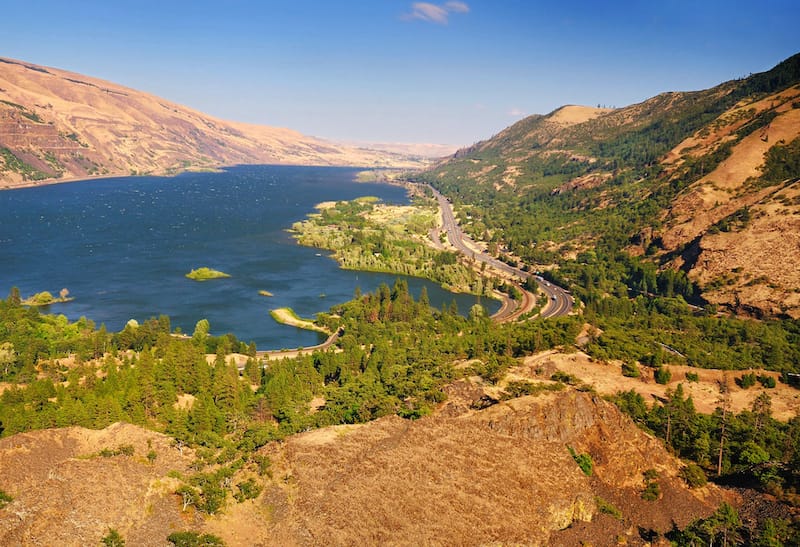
{"left": 0, "top": 423, "right": 198, "bottom": 546}
{"left": 0, "top": 57, "right": 423, "bottom": 188}
{"left": 507, "top": 349, "right": 800, "bottom": 421}
{"left": 547, "top": 104, "right": 612, "bottom": 126}
{"left": 659, "top": 86, "right": 800, "bottom": 318}
{"left": 0, "top": 390, "right": 731, "bottom": 546}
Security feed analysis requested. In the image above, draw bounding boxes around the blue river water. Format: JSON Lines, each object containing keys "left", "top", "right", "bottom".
{"left": 0, "top": 165, "right": 498, "bottom": 349}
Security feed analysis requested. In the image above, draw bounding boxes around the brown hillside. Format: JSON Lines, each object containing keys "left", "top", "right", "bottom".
{"left": 659, "top": 86, "right": 800, "bottom": 317}
{"left": 426, "top": 53, "right": 800, "bottom": 318}
{"left": 0, "top": 57, "right": 421, "bottom": 188}
{"left": 0, "top": 423, "right": 197, "bottom": 546}
{"left": 0, "top": 392, "right": 727, "bottom": 546}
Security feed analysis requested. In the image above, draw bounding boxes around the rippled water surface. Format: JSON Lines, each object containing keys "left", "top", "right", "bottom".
{"left": 0, "top": 165, "right": 498, "bottom": 348}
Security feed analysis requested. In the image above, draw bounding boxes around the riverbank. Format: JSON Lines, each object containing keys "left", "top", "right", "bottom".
{"left": 269, "top": 307, "right": 329, "bottom": 334}
{"left": 291, "top": 196, "right": 498, "bottom": 298}
{"left": 0, "top": 165, "right": 229, "bottom": 192}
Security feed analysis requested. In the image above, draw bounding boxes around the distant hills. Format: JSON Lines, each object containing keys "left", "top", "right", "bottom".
{"left": 0, "top": 57, "right": 422, "bottom": 188}
{"left": 422, "top": 53, "right": 800, "bottom": 319}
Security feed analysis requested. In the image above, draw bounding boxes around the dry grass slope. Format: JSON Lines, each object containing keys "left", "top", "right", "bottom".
{"left": 0, "top": 57, "right": 423, "bottom": 189}
{"left": 0, "top": 391, "right": 729, "bottom": 546}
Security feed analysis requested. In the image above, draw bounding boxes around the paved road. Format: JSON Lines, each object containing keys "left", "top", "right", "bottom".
{"left": 243, "top": 186, "right": 571, "bottom": 361}
{"left": 427, "top": 184, "right": 572, "bottom": 320}
{"left": 231, "top": 328, "right": 343, "bottom": 370}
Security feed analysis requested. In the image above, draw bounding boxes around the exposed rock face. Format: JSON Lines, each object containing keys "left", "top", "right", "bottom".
{"left": 0, "top": 391, "right": 725, "bottom": 546}
{"left": 270, "top": 413, "right": 594, "bottom": 545}
{"left": 0, "top": 57, "right": 420, "bottom": 188}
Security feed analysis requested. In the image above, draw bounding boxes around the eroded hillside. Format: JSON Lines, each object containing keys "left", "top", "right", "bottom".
{"left": 0, "top": 57, "right": 420, "bottom": 188}
{"left": 0, "top": 391, "right": 727, "bottom": 546}
{"left": 659, "top": 85, "right": 800, "bottom": 317}
{"left": 420, "top": 52, "right": 800, "bottom": 318}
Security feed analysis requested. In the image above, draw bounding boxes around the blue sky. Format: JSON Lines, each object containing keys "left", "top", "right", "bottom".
{"left": 3, "top": 1, "right": 798, "bottom": 145}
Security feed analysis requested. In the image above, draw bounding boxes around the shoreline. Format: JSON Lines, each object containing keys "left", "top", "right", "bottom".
{"left": 0, "top": 164, "right": 421, "bottom": 192}
{"left": 269, "top": 308, "right": 329, "bottom": 334}
{"left": 0, "top": 165, "right": 227, "bottom": 192}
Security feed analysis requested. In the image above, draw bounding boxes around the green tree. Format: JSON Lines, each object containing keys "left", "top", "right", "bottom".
{"left": 192, "top": 319, "right": 210, "bottom": 348}
{"left": 680, "top": 463, "right": 707, "bottom": 488}
{"left": 166, "top": 531, "right": 225, "bottom": 547}
{"left": 7, "top": 287, "right": 21, "bottom": 305}
{"left": 101, "top": 528, "right": 125, "bottom": 547}
{"left": 0, "top": 342, "right": 16, "bottom": 378}
{"left": 654, "top": 366, "right": 671, "bottom": 385}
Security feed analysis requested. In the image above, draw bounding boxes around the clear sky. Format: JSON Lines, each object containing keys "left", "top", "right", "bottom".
{"left": 3, "top": 1, "right": 798, "bottom": 145}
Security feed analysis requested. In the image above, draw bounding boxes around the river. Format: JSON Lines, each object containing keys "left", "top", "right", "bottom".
{"left": 0, "top": 165, "right": 498, "bottom": 349}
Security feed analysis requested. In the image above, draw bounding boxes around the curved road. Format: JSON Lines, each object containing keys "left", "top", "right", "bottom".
{"left": 244, "top": 186, "right": 571, "bottom": 363}
{"left": 428, "top": 185, "right": 572, "bottom": 320}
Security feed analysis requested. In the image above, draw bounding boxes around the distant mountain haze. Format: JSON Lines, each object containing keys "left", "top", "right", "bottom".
{"left": 0, "top": 57, "right": 424, "bottom": 188}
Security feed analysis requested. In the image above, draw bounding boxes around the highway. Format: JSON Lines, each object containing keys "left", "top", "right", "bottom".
{"left": 427, "top": 184, "right": 572, "bottom": 320}
{"left": 244, "top": 186, "right": 572, "bottom": 362}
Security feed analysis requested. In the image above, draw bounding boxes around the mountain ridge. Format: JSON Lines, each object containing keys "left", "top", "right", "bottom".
{"left": 0, "top": 57, "right": 423, "bottom": 188}
{"left": 0, "top": 391, "right": 727, "bottom": 546}
{"left": 421, "top": 52, "right": 800, "bottom": 318}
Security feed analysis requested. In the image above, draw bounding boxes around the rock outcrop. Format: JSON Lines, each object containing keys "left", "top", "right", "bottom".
{"left": 0, "top": 391, "right": 726, "bottom": 546}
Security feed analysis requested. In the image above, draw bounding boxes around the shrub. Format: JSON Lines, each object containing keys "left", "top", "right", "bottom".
{"left": 101, "top": 528, "right": 125, "bottom": 547}
{"left": 99, "top": 445, "right": 135, "bottom": 458}
{"left": 622, "top": 361, "right": 640, "bottom": 378}
{"left": 736, "top": 372, "right": 756, "bottom": 389}
{"left": 234, "top": 478, "right": 263, "bottom": 502}
{"left": 680, "top": 463, "right": 707, "bottom": 488}
{"left": 654, "top": 366, "right": 672, "bottom": 385}
{"left": 757, "top": 374, "right": 776, "bottom": 388}
{"left": 551, "top": 371, "right": 579, "bottom": 385}
{"left": 251, "top": 454, "right": 273, "bottom": 477}
{"left": 595, "top": 496, "right": 622, "bottom": 519}
{"left": 166, "top": 531, "right": 225, "bottom": 546}
{"left": 568, "top": 446, "right": 593, "bottom": 476}
{"left": 642, "top": 481, "right": 661, "bottom": 501}
{"left": 685, "top": 371, "right": 699, "bottom": 382}
{"left": 642, "top": 468, "right": 660, "bottom": 501}
{"left": 0, "top": 489, "right": 13, "bottom": 509}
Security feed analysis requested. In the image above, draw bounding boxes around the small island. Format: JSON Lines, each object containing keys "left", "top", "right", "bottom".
{"left": 258, "top": 290, "right": 274, "bottom": 297}
{"left": 21, "top": 288, "right": 74, "bottom": 306}
{"left": 185, "top": 267, "right": 231, "bottom": 281}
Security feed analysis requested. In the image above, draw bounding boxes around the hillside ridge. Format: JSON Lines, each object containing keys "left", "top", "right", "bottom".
{"left": 0, "top": 390, "right": 727, "bottom": 546}
{"left": 0, "top": 57, "right": 422, "bottom": 188}
{"left": 421, "top": 52, "right": 800, "bottom": 318}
